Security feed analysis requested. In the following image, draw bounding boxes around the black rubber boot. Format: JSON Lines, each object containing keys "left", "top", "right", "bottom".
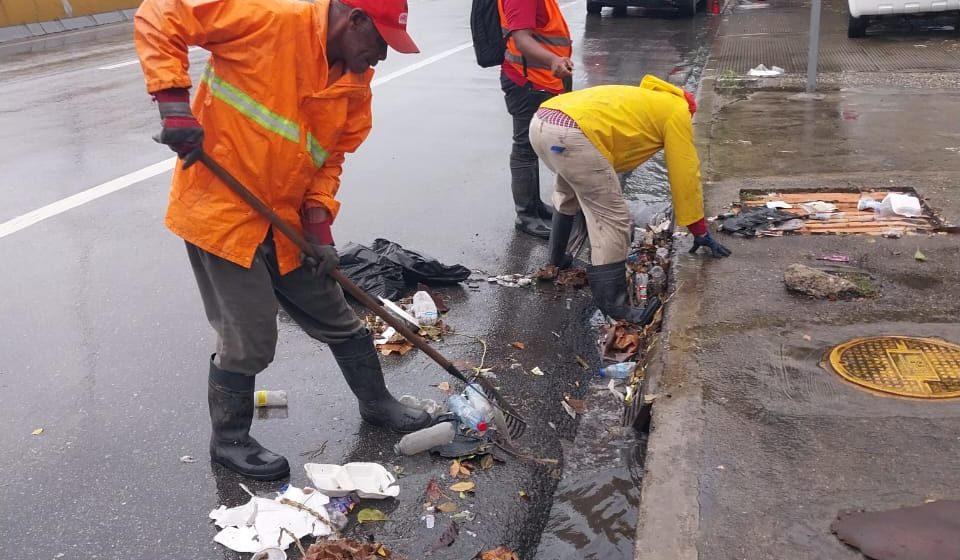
{"left": 512, "top": 165, "right": 552, "bottom": 239}
{"left": 330, "top": 333, "right": 432, "bottom": 433}
{"left": 548, "top": 212, "right": 576, "bottom": 269}
{"left": 208, "top": 358, "right": 290, "bottom": 481}
{"left": 586, "top": 261, "right": 661, "bottom": 327}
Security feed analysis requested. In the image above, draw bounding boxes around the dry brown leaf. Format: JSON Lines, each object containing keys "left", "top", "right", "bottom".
{"left": 564, "top": 394, "right": 587, "bottom": 414}
{"left": 478, "top": 546, "right": 520, "bottom": 560}
{"left": 449, "top": 460, "right": 460, "bottom": 478}
{"left": 436, "top": 501, "right": 458, "bottom": 513}
{"left": 449, "top": 459, "right": 472, "bottom": 478}
{"left": 450, "top": 481, "right": 475, "bottom": 493}
{"left": 305, "top": 539, "right": 402, "bottom": 560}
{"left": 425, "top": 478, "right": 444, "bottom": 502}
{"left": 435, "top": 382, "right": 452, "bottom": 395}
{"left": 510, "top": 341, "right": 526, "bottom": 350}
{"left": 518, "top": 489, "right": 530, "bottom": 502}
{"left": 379, "top": 342, "right": 414, "bottom": 356}
{"left": 480, "top": 454, "right": 495, "bottom": 470}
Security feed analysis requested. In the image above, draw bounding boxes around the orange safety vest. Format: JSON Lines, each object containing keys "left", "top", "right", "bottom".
{"left": 498, "top": 0, "right": 572, "bottom": 92}
{"left": 134, "top": 0, "right": 373, "bottom": 274}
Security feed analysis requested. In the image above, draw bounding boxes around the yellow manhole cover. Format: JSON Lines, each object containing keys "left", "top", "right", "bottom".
{"left": 827, "top": 336, "right": 960, "bottom": 398}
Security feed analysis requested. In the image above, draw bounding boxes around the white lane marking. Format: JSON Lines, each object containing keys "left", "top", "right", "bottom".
{"left": 371, "top": 41, "right": 472, "bottom": 86}
{"left": 99, "top": 46, "right": 203, "bottom": 70}
{"left": 0, "top": 159, "right": 175, "bottom": 239}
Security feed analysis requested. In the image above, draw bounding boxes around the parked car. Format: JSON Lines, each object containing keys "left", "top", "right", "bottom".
{"left": 587, "top": 0, "right": 701, "bottom": 18}
{"left": 847, "top": 0, "right": 960, "bottom": 37}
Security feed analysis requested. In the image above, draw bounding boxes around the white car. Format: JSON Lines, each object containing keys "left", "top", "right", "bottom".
{"left": 847, "top": 0, "right": 960, "bottom": 37}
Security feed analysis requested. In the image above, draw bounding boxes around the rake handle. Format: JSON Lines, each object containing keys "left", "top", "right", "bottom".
{"left": 198, "top": 153, "right": 473, "bottom": 385}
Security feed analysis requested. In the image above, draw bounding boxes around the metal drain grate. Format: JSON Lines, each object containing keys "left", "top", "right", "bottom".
{"left": 826, "top": 336, "right": 960, "bottom": 398}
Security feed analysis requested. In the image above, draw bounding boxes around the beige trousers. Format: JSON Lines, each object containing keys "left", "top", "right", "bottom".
{"left": 529, "top": 115, "right": 631, "bottom": 265}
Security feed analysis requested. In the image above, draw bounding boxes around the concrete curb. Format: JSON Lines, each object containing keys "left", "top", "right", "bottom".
{"left": 0, "top": 8, "right": 136, "bottom": 44}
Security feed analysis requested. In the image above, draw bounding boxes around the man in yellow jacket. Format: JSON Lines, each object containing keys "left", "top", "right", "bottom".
{"left": 530, "top": 75, "right": 731, "bottom": 323}
{"left": 135, "top": 0, "right": 431, "bottom": 481}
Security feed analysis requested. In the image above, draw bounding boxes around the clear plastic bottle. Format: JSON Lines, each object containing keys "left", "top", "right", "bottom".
{"left": 598, "top": 361, "right": 637, "bottom": 379}
{"left": 633, "top": 272, "right": 648, "bottom": 306}
{"left": 411, "top": 291, "right": 439, "bottom": 326}
{"left": 394, "top": 421, "right": 458, "bottom": 455}
{"left": 648, "top": 265, "right": 666, "bottom": 297}
{"left": 447, "top": 394, "right": 489, "bottom": 432}
{"left": 464, "top": 384, "right": 494, "bottom": 421}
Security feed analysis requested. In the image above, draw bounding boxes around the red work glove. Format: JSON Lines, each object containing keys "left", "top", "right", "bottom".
{"left": 683, "top": 89, "right": 698, "bottom": 116}
{"left": 301, "top": 207, "right": 338, "bottom": 279}
{"left": 152, "top": 88, "right": 204, "bottom": 169}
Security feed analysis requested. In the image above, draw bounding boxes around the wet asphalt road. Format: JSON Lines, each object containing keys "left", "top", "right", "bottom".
{"left": 0, "top": 2, "right": 713, "bottom": 558}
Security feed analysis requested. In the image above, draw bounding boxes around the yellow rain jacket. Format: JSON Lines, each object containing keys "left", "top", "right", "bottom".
{"left": 135, "top": 0, "right": 373, "bottom": 274}
{"left": 540, "top": 75, "right": 704, "bottom": 227}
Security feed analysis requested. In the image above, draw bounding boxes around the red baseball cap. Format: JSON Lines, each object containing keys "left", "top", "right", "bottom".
{"left": 342, "top": 0, "right": 419, "bottom": 54}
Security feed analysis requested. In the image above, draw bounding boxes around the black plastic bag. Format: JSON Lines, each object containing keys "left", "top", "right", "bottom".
{"left": 719, "top": 207, "right": 798, "bottom": 237}
{"left": 337, "top": 239, "right": 472, "bottom": 301}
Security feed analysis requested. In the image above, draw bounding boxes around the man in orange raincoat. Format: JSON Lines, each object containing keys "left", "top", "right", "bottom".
{"left": 531, "top": 75, "right": 731, "bottom": 324}
{"left": 135, "top": 0, "right": 431, "bottom": 481}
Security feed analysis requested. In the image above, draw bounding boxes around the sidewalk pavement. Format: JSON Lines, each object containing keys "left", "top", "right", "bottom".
{"left": 636, "top": 0, "right": 960, "bottom": 558}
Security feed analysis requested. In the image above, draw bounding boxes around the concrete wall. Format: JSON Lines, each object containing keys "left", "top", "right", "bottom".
{"left": 0, "top": 0, "right": 140, "bottom": 27}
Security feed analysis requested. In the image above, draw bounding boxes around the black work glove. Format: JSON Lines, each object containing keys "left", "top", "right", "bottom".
{"left": 152, "top": 88, "right": 204, "bottom": 169}
{"left": 302, "top": 243, "right": 339, "bottom": 279}
{"left": 689, "top": 231, "right": 732, "bottom": 258}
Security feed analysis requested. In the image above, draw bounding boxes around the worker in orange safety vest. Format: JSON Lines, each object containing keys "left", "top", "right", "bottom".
{"left": 498, "top": 0, "right": 574, "bottom": 238}
{"left": 134, "top": 0, "right": 432, "bottom": 481}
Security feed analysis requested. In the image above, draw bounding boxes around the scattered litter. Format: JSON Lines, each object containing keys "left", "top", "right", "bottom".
{"left": 914, "top": 249, "right": 927, "bottom": 262}
{"left": 561, "top": 400, "right": 577, "bottom": 419}
{"left": 719, "top": 207, "right": 798, "bottom": 237}
{"left": 254, "top": 390, "right": 288, "bottom": 408}
{"left": 209, "top": 485, "right": 333, "bottom": 553}
{"left": 251, "top": 547, "right": 286, "bottom": 560}
{"left": 832, "top": 500, "right": 960, "bottom": 560}
{"left": 803, "top": 334, "right": 813, "bottom": 341}
{"left": 356, "top": 508, "right": 386, "bottom": 524}
{"left": 435, "top": 381, "right": 453, "bottom": 394}
{"left": 480, "top": 454, "right": 495, "bottom": 470}
{"left": 817, "top": 255, "right": 851, "bottom": 263}
{"left": 397, "top": 395, "right": 442, "bottom": 417}
{"left": 452, "top": 510, "right": 477, "bottom": 522}
{"left": 411, "top": 290, "right": 439, "bottom": 326}
{"left": 563, "top": 394, "right": 587, "bottom": 414}
{"left": 518, "top": 490, "right": 531, "bottom": 502}
{"left": 769, "top": 218, "right": 805, "bottom": 232}
{"left": 556, "top": 268, "right": 588, "bottom": 289}
{"left": 179, "top": 455, "right": 197, "bottom": 463}
{"left": 766, "top": 201, "right": 793, "bottom": 209}
{"left": 530, "top": 366, "right": 545, "bottom": 376}
{"left": 487, "top": 274, "right": 532, "bottom": 288}
{"left": 31, "top": 428, "right": 43, "bottom": 436}
{"left": 425, "top": 478, "right": 445, "bottom": 502}
{"left": 378, "top": 298, "right": 420, "bottom": 329}
{"left": 424, "top": 514, "right": 436, "bottom": 529}
{"left": 599, "top": 321, "right": 640, "bottom": 363}
{"left": 327, "top": 496, "right": 357, "bottom": 515}
{"left": 882, "top": 229, "right": 904, "bottom": 239}
{"left": 748, "top": 64, "right": 784, "bottom": 77}
{"left": 395, "top": 421, "right": 457, "bottom": 455}
{"left": 304, "top": 462, "right": 399, "bottom": 499}
{"left": 574, "top": 355, "right": 589, "bottom": 369}
{"left": 510, "top": 342, "right": 526, "bottom": 350}
{"left": 858, "top": 193, "right": 922, "bottom": 218}
{"left": 599, "top": 361, "right": 637, "bottom": 379}
{"left": 800, "top": 201, "right": 839, "bottom": 214}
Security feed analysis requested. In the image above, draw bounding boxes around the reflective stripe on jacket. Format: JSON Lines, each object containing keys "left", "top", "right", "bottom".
{"left": 498, "top": 0, "right": 572, "bottom": 92}
{"left": 540, "top": 75, "right": 705, "bottom": 227}
{"left": 134, "top": 0, "right": 373, "bottom": 274}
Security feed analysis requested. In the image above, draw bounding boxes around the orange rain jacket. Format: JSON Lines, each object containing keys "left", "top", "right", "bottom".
{"left": 498, "top": 0, "right": 572, "bottom": 93}
{"left": 135, "top": 0, "right": 373, "bottom": 274}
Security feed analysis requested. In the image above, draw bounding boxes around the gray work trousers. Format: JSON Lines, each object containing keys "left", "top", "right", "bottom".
{"left": 186, "top": 230, "right": 365, "bottom": 375}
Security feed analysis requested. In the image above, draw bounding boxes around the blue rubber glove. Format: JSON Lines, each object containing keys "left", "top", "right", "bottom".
{"left": 689, "top": 231, "right": 732, "bottom": 258}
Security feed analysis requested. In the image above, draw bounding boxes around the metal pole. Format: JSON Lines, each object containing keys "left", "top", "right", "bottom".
{"left": 806, "top": 0, "right": 822, "bottom": 93}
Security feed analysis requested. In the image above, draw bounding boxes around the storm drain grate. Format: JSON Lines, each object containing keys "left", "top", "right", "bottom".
{"left": 825, "top": 336, "right": 960, "bottom": 398}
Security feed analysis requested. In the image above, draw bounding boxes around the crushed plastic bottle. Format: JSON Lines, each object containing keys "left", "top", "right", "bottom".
{"left": 598, "top": 361, "right": 637, "bottom": 379}
{"left": 394, "top": 421, "right": 458, "bottom": 455}
{"left": 633, "top": 272, "right": 648, "bottom": 306}
{"left": 647, "top": 265, "right": 666, "bottom": 297}
{"left": 254, "top": 390, "right": 287, "bottom": 407}
{"left": 464, "top": 384, "right": 494, "bottom": 421}
{"left": 398, "top": 394, "right": 442, "bottom": 417}
{"left": 411, "top": 291, "right": 439, "bottom": 326}
{"left": 447, "top": 394, "right": 488, "bottom": 432}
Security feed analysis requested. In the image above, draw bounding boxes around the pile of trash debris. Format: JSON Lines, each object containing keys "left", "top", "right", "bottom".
{"left": 365, "top": 287, "right": 451, "bottom": 356}
{"left": 717, "top": 190, "right": 944, "bottom": 238}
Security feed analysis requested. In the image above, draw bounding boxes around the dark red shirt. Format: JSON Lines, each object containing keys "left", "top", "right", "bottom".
{"left": 501, "top": 0, "right": 562, "bottom": 93}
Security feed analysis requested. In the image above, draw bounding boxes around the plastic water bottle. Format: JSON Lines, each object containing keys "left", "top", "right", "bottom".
{"left": 464, "top": 385, "right": 494, "bottom": 421}
{"left": 633, "top": 272, "right": 648, "bottom": 306}
{"left": 254, "top": 390, "right": 287, "bottom": 407}
{"left": 598, "top": 362, "right": 637, "bottom": 379}
{"left": 648, "top": 265, "right": 666, "bottom": 297}
{"left": 411, "top": 291, "right": 439, "bottom": 326}
{"left": 447, "top": 395, "right": 489, "bottom": 432}
{"left": 394, "top": 421, "right": 458, "bottom": 455}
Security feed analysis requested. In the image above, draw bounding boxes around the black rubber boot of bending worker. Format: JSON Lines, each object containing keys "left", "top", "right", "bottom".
{"left": 208, "top": 358, "right": 290, "bottom": 481}
{"left": 330, "top": 332, "right": 432, "bottom": 433}
{"left": 586, "top": 261, "right": 661, "bottom": 327}
{"left": 548, "top": 212, "right": 576, "bottom": 269}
